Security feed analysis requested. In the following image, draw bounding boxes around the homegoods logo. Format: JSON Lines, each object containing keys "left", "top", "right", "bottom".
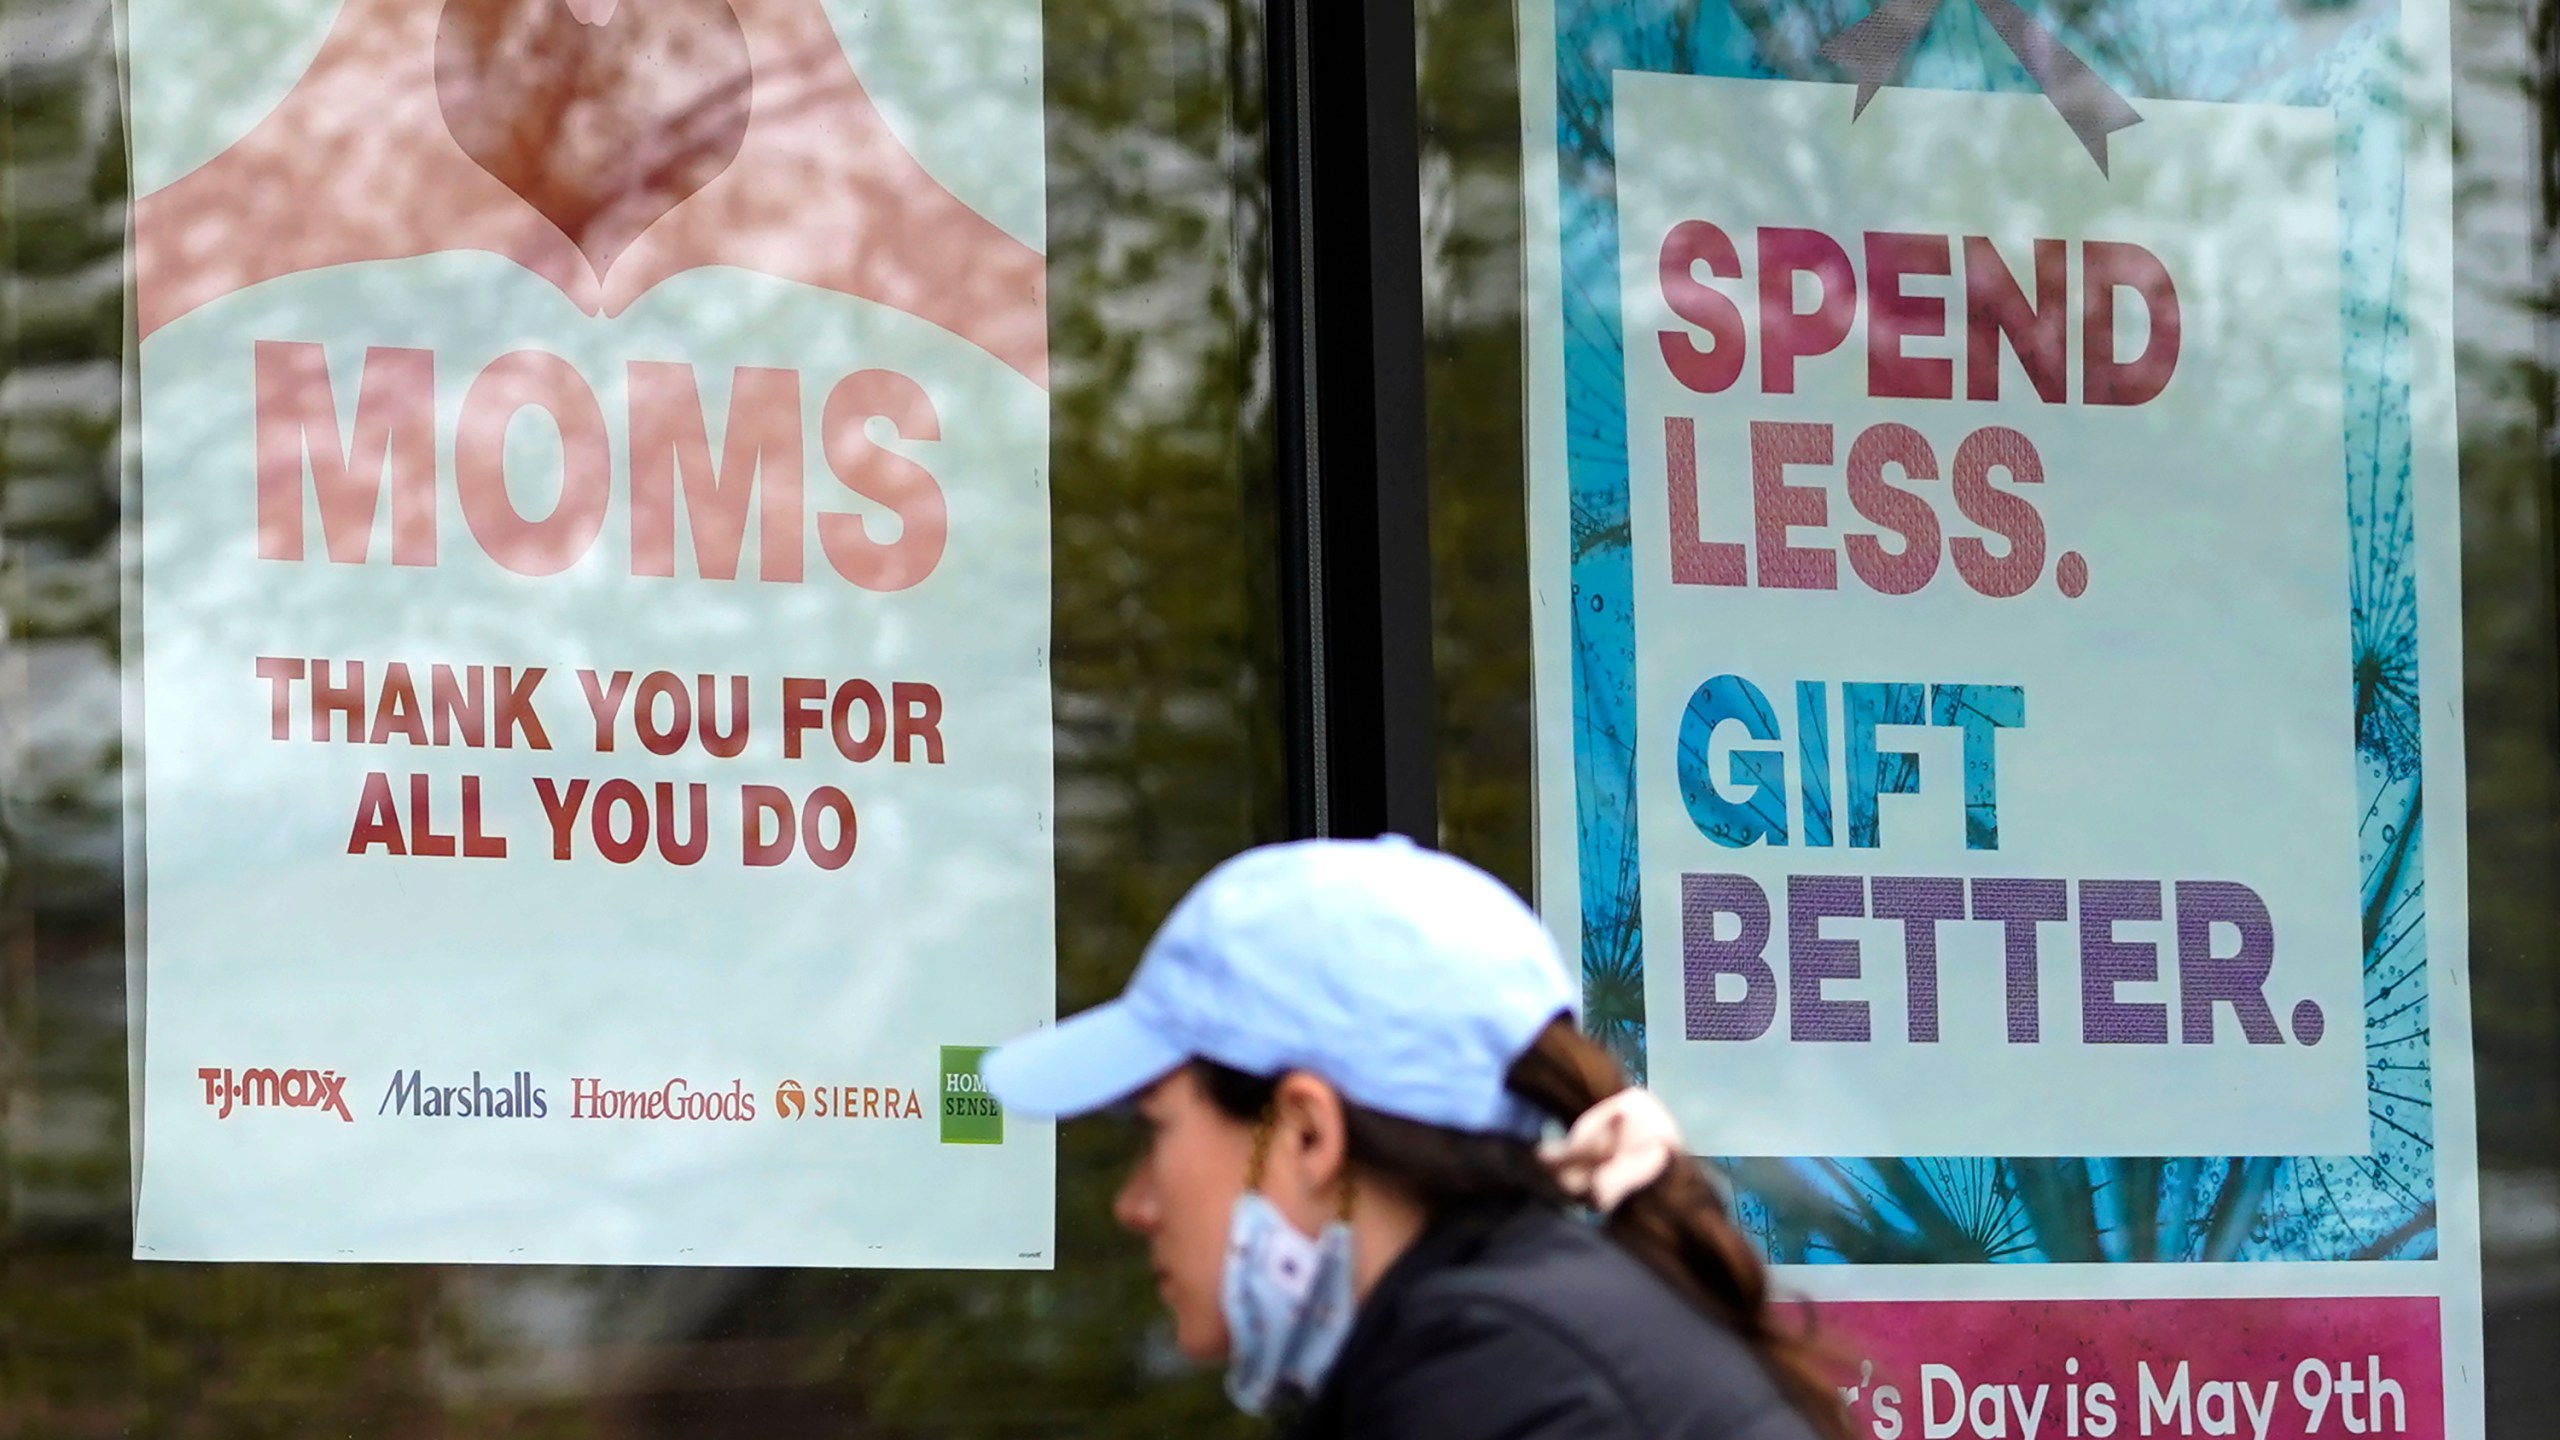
{"left": 569, "top": 1076, "right": 756, "bottom": 1121}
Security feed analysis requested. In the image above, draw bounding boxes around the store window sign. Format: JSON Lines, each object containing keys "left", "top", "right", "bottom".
{"left": 1521, "top": 0, "right": 2481, "bottom": 1436}
{"left": 1616, "top": 76, "right": 2362, "bottom": 1160}
{"left": 126, "top": 0, "right": 1057, "bottom": 1267}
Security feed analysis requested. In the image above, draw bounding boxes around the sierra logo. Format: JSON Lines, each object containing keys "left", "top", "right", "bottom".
{"left": 379, "top": 1069, "right": 548, "bottom": 1119}
{"left": 197, "top": 1066, "right": 352, "bottom": 1122}
{"left": 770, "top": 1080, "right": 924, "bottom": 1121}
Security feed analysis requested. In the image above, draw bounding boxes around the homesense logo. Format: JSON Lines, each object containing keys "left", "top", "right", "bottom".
{"left": 379, "top": 1069, "right": 548, "bottom": 1118}
{"left": 940, "top": 1046, "right": 1001, "bottom": 1145}
{"left": 198, "top": 1066, "right": 353, "bottom": 1122}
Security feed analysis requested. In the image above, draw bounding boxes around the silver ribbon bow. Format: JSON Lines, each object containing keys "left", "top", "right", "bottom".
{"left": 1819, "top": 0, "right": 2143, "bottom": 174}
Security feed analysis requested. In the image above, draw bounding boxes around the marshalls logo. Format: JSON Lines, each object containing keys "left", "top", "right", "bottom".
{"left": 775, "top": 1080, "right": 806, "bottom": 1118}
{"left": 379, "top": 1069, "right": 548, "bottom": 1119}
{"left": 198, "top": 1066, "right": 353, "bottom": 1122}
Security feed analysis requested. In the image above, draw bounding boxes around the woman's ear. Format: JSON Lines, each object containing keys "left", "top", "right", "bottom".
{"left": 1266, "top": 1072, "right": 1349, "bottom": 1214}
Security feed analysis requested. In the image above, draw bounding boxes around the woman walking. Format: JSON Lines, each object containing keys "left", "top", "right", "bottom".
{"left": 984, "top": 835, "right": 1851, "bottom": 1439}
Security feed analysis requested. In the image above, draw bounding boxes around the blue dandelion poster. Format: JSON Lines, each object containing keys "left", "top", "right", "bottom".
{"left": 1518, "top": 0, "right": 2481, "bottom": 1430}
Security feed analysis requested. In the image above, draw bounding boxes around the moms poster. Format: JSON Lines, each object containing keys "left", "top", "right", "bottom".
{"left": 124, "top": 0, "right": 1057, "bottom": 1266}
{"left": 1518, "top": 0, "right": 2483, "bottom": 1431}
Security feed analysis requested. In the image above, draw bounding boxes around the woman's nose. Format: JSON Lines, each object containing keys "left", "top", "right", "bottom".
{"left": 1112, "top": 1163, "right": 1158, "bottom": 1234}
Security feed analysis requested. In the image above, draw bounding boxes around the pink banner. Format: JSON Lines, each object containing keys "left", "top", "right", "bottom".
{"left": 1817, "top": 1296, "right": 2442, "bottom": 1439}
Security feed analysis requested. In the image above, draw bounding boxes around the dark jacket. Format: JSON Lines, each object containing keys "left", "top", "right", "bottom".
{"left": 1284, "top": 1203, "right": 1826, "bottom": 1440}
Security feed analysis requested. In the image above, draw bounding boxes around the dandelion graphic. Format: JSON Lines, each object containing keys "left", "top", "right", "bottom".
{"left": 1551, "top": 0, "right": 2432, "bottom": 1266}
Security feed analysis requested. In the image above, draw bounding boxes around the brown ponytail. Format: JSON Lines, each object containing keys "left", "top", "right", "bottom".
{"left": 1504, "top": 1019, "right": 1853, "bottom": 1440}
{"left": 1193, "top": 1017, "right": 1852, "bottom": 1440}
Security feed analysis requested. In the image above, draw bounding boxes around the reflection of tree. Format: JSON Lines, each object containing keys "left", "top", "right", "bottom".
{"left": 1419, "top": 0, "right": 1536, "bottom": 900}
{"left": 4, "top": 0, "right": 1273, "bottom": 1433}
{"left": 2452, "top": 11, "right": 2560, "bottom": 1418}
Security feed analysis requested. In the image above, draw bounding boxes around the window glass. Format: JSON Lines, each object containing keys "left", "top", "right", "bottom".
{"left": 1, "top": 0, "right": 1280, "bottom": 1430}
{"left": 2447, "top": 3, "right": 2560, "bottom": 1421}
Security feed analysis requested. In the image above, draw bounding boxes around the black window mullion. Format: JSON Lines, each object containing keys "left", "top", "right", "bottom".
{"left": 1265, "top": 0, "right": 1439, "bottom": 842}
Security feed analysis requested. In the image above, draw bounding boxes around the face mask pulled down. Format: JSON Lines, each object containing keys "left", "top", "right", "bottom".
{"left": 1219, "top": 1189, "right": 1357, "bottom": 1416}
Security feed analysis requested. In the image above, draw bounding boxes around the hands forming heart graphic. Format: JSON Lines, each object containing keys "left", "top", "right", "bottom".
{"left": 434, "top": 0, "right": 752, "bottom": 284}
{"left": 134, "top": 0, "right": 1048, "bottom": 387}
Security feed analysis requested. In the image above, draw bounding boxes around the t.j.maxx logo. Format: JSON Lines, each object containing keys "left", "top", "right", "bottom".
{"left": 197, "top": 1066, "right": 353, "bottom": 1122}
